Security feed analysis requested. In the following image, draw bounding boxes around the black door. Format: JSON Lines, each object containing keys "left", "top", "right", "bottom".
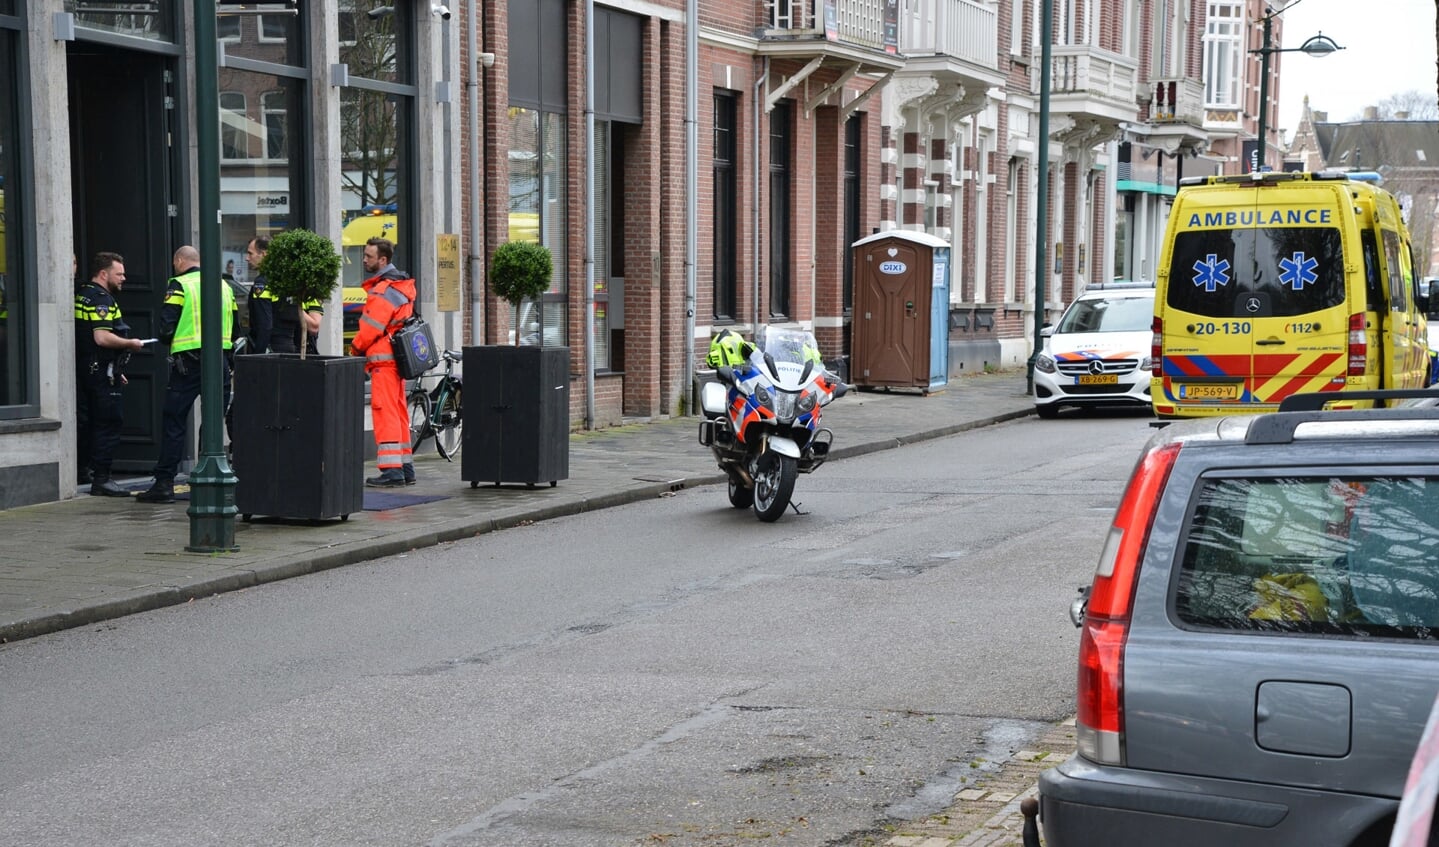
{"left": 68, "top": 46, "right": 179, "bottom": 472}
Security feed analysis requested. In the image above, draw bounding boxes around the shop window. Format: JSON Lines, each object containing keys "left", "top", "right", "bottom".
{"left": 0, "top": 23, "right": 30, "bottom": 415}
{"left": 508, "top": 107, "right": 567, "bottom": 347}
{"left": 66, "top": 0, "right": 174, "bottom": 41}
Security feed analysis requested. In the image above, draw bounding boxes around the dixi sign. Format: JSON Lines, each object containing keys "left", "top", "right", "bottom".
{"left": 879, "top": 261, "right": 906, "bottom": 275}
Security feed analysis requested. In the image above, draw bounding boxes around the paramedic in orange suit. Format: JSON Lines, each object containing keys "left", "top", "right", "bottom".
{"left": 348, "top": 237, "right": 417, "bottom": 487}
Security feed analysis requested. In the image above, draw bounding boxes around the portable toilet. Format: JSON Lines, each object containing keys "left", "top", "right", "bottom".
{"left": 850, "top": 230, "right": 950, "bottom": 392}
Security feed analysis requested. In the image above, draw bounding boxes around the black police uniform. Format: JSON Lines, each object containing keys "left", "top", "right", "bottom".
{"left": 74, "top": 280, "right": 131, "bottom": 489}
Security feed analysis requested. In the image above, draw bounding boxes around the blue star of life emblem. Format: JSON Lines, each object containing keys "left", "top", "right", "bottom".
{"left": 1278, "top": 251, "right": 1318, "bottom": 291}
{"left": 1192, "top": 254, "right": 1231, "bottom": 292}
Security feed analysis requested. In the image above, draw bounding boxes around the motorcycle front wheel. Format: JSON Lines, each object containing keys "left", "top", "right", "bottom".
{"left": 752, "top": 453, "right": 797, "bottom": 522}
{"left": 726, "top": 472, "right": 753, "bottom": 509}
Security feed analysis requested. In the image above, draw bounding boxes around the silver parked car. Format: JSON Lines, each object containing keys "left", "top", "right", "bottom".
{"left": 1040, "top": 392, "right": 1439, "bottom": 847}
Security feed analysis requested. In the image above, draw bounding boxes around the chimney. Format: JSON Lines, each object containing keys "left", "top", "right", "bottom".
{"left": 1314, "top": 110, "right": 1327, "bottom": 122}
{"left": 1396, "top": 111, "right": 1410, "bottom": 120}
{"left": 1363, "top": 106, "right": 1379, "bottom": 121}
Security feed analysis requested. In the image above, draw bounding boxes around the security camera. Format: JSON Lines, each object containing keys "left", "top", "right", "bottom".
{"left": 431, "top": 4, "right": 451, "bottom": 18}
{"left": 479, "top": 52, "right": 495, "bottom": 68}
{"left": 367, "top": 5, "right": 394, "bottom": 19}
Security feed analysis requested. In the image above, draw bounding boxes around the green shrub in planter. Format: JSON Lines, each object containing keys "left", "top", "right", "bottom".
{"left": 257, "top": 229, "right": 342, "bottom": 359}
{"left": 491, "top": 240, "right": 553, "bottom": 345}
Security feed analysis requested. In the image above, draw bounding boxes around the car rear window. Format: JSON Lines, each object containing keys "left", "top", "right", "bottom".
{"left": 1166, "top": 228, "right": 1345, "bottom": 318}
{"left": 1175, "top": 475, "right": 1439, "bottom": 639}
{"left": 1054, "top": 295, "right": 1153, "bottom": 333}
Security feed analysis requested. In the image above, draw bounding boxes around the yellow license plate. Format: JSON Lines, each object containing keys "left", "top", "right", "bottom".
{"left": 1078, "top": 374, "right": 1119, "bottom": 385}
{"left": 1180, "top": 383, "right": 1240, "bottom": 400}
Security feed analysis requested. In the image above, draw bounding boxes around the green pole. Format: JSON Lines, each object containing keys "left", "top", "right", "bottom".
{"left": 1255, "top": 13, "right": 1271, "bottom": 172}
{"left": 1027, "top": 0, "right": 1053, "bottom": 394}
{"left": 187, "top": 0, "right": 238, "bottom": 552}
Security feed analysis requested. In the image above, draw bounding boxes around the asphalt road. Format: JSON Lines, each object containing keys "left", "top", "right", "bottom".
{"left": 0, "top": 410, "right": 1155, "bottom": 846}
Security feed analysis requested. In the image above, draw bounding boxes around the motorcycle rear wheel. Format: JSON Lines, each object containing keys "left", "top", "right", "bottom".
{"left": 752, "top": 454, "right": 797, "bottom": 522}
{"left": 726, "top": 473, "right": 753, "bottom": 509}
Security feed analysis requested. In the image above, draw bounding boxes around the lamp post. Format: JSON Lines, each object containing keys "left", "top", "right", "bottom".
{"left": 1250, "top": 7, "right": 1342, "bottom": 172}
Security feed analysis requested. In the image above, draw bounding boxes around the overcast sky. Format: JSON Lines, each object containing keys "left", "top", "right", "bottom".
{"left": 1275, "top": 0, "right": 1437, "bottom": 135}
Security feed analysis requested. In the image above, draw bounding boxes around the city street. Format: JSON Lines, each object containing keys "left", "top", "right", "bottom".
{"left": 0, "top": 411, "right": 1154, "bottom": 846}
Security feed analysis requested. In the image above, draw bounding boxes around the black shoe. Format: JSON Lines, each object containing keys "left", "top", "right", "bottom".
{"left": 366, "top": 470, "right": 407, "bottom": 488}
{"left": 135, "top": 482, "right": 175, "bottom": 504}
{"left": 89, "top": 479, "right": 131, "bottom": 498}
{"left": 78, "top": 468, "right": 93, "bottom": 485}
{"left": 403, "top": 467, "right": 416, "bottom": 486}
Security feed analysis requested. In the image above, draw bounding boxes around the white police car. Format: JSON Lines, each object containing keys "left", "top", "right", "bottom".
{"left": 1033, "top": 281, "right": 1154, "bottom": 419}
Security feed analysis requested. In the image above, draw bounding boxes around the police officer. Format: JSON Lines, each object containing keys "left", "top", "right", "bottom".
{"left": 135, "top": 245, "right": 239, "bottom": 504}
{"left": 247, "top": 236, "right": 324, "bottom": 355}
{"left": 75, "top": 252, "right": 146, "bottom": 496}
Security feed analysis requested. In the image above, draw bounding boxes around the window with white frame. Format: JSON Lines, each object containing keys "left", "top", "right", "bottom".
{"left": 1203, "top": 2, "right": 1243, "bottom": 109}
{"left": 220, "top": 91, "right": 248, "bottom": 160}
{"left": 263, "top": 90, "right": 288, "bottom": 160}
{"left": 217, "top": 10, "right": 241, "bottom": 42}
{"left": 339, "top": 0, "right": 357, "bottom": 47}
{"left": 1011, "top": 0, "right": 1025, "bottom": 56}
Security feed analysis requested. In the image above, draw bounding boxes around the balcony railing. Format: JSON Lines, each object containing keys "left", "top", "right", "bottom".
{"left": 764, "top": 0, "right": 891, "bottom": 52}
{"left": 1146, "top": 76, "right": 1204, "bottom": 125}
{"left": 900, "top": 0, "right": 997, "bottom": 69}
{"left": 1050, "top": 44, "right": 1139, "bottom": 104}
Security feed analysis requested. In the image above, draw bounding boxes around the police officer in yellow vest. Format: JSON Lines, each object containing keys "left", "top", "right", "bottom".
{"left": 136, "top": 245, "right": 238, "bottom": 504}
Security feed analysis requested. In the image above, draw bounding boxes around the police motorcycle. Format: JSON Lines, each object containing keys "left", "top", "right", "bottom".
{"left": 697, "top": 327, "right": 847, "bottom": 522}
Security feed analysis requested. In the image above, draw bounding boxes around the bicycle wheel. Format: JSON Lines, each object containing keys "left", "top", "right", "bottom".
{"left": 434, "top": 383, "right": 464, "bottom": 460}
{"left": 408, "top": 389, "right": 432, "bottom": 450}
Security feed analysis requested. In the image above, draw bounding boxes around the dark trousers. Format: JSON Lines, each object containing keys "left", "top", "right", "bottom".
{"left": 153, "top": 354, "right": 232, "bottom": 481}
{"left": 78, "top": 365, "right": 123, "bottom": 477}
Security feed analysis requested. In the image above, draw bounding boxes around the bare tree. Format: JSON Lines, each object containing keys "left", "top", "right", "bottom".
{"left": 1368, "top": 90, "right": 1439, "bottom": 120}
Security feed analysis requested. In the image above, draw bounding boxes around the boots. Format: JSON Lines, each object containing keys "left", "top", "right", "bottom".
{"left": 135, "top": 479, "right": 175, "bottom": 504}
{"left": 366, "top": 468, "right": 407, "bottom": 488}
{"left": 403, "top": 464, "right": 416, "bottom": 486}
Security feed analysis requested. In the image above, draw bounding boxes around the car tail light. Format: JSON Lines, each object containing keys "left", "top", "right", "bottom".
{"left": 1076, "top": 441, "right": 1181, "bottom": 766}
{"left": 1151, "top": 316, "right": 1163, "bottom": 377}
{"left": 1348, "top": 313, "right": 1367, "bottom": 376}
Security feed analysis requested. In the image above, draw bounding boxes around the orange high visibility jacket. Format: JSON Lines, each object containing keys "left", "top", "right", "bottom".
{"left": 349, "top": 267, "right": 416, "bottom": 367}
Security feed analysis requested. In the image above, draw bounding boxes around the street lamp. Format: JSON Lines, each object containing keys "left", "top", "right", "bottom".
{"left": 1250, "top": 6, "right": 1343, "bottom": 172}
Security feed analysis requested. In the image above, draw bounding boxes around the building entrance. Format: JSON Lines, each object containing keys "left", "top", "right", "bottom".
{"left": 68, "top": 44, "right": 181, "bottom": 473}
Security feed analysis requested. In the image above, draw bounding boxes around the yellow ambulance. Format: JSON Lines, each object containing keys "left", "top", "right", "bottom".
{"left": 1151, "top": 171, "right": 1429, "bottom": 418}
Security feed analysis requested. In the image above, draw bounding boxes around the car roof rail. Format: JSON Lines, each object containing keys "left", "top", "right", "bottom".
{"left": 1278, "top": 389, "right": 1439, "bottom": 412}
{"left": 1247, "top": 405, "right": 1439, "bottom": 445}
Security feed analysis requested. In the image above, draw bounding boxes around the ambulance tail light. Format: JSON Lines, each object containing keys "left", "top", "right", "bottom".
{"left": 1151, "top": 316, "right": 1163, "bottom": 376}
{"left": 1348, "top": 313, "right": 1367, "bottom": 376}
{"left": 1076, "top": 441, "right": 1180, "bottom": 767}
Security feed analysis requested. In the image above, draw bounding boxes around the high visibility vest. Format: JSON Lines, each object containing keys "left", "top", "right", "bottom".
{"left": 168, "top": 270, "right": 236, "bottom": 353}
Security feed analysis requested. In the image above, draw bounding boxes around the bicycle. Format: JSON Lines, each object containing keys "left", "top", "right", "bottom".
{"left": 407, "top": 349, "right": 463, "bottom": 461}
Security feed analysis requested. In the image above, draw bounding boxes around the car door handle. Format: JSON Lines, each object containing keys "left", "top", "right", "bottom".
{"left": 1256, "top": 338, "right": 1286, "bottom": 346}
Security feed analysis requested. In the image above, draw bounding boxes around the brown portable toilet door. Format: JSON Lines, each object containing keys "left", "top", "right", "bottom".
{"left": 856, "top": 239, "right": 926, "bottom": 386}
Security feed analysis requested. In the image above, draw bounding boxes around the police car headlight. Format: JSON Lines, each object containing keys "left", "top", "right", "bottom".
{"left": 1036, "top": 353, "right": 1056, "bottom": 374}
{"left": 1140, "top": 356, "right": 1154, "bottom": 371}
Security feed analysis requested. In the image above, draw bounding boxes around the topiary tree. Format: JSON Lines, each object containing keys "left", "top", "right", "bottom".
{"left": 257, "top": 229, "right": 342, "bottom": 360}
{"left": 491, "top": 240, "right": 553, "bottom": 346}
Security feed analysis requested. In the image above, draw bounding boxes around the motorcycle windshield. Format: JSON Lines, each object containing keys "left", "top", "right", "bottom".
{"left": 755, "top": 327, "right": 823, "bottom": 389}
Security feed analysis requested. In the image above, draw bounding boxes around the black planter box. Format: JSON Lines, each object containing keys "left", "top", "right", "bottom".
{"left": 461, "top": 345, "right": 570, "bottom": 486}
{"left": 232, "top": 354, "right": 366, "bottom": 520}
